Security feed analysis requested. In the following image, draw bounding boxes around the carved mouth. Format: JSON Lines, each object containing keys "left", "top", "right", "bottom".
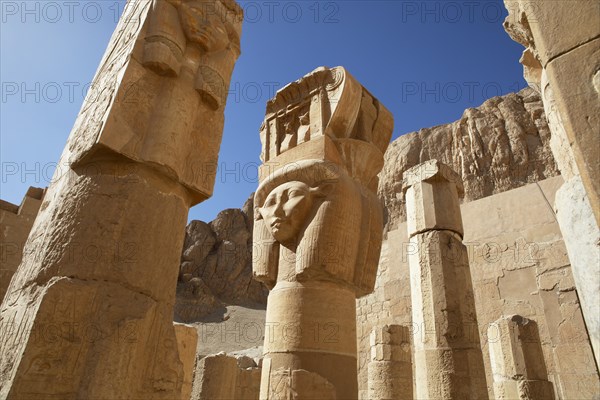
{"left": 270, "top": 219, "right": 285, "bottom": 229}
{"left": 190, "top": 27, "right": 212, "bottom": 44}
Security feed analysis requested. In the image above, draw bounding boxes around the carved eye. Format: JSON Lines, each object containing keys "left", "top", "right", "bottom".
{"left": 288, "top": 190, "right": 304, "bottom": 199}
{"left": 264, "top": 198, "right": 276, "bottom": 208}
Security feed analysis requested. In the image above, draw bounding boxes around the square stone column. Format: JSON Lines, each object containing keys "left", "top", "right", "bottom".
{"left": 368, "top": 325, "right": 412, "bottom": 400}
{"left": 403, "top": 160, "right": 487, "bottom": 399}
{"left": 0, "top": 1, "right": 242, "bottom": 398}
{"left": 488, "top": 315, "right": 555, "bottom": 399}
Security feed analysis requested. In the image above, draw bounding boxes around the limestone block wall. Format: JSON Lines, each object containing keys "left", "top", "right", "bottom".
{"left": 502, "top": 1, "right": 600, "bottom": 367}
{"left": 356, "top": 175, "right": 599, "bottom": 399}
{"left": 0, "top": 187, "right": 44, "bottom": 303}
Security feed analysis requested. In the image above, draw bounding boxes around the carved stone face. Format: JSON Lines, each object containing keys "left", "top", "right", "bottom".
{"left": 260, "top": 181, "right": 316, "bottom": 243}
{"left": 179, "top": 1, "right": 230, "bottom": 52}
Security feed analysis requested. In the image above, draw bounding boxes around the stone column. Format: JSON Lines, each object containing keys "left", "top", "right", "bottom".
{"left": 503, "top": 1, "right": 600, "bottom": 368}
{"left": 252, "top": 66, "right": 393, "bottom": 399}
{"left": 367, "top": 325, "right": 412, "bottom": 400}
{"left": 488, "top": 315, "right": 555, "bottom": 399}
{"left": 0, "top": 187, "right": 44, "bottom": 303}
{"left": 0, "top": 1, "right": 242, "bottom": 399}
{"left": 403, "top": 160, "right": 487, "bottom": 400}
{"left": 174, "top": 323, "right": 200, "bottom": 400}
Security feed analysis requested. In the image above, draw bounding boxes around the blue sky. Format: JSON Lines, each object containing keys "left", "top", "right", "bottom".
{"left": 1, "top": 0, "right": 526, "bottom": 222}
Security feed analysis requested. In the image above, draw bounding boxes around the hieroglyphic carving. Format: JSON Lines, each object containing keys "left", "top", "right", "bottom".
{"left": 268, "top": 368, "right": 336, "bottom": 400}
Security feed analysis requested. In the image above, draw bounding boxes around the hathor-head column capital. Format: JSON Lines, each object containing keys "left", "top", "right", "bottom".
{"left": 254, "top": 66, "right": 393, "bottom": 400}
{"left": 402, "top": 159, "right": 465, "bottom": 238}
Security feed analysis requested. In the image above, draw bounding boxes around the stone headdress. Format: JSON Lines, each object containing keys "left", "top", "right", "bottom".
{"left": 253, "top": 66, "right": 393, "bottom": 296}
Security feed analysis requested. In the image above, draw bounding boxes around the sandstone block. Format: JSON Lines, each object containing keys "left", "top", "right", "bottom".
{"left": 192, "top": 354, "right": 237, "bottom": 400}
{"left": 0, "top": 187, "right": 44, "bottom": 303}
{"left": 503, "top": 0, "right": 600, "bottom": 67}
{"left": 546, "top": 38, "right": 600, "bottom": 220}
{"left": 413, "top": 348, "right": 471, "bottom": 400}
{"left": 0, "top": 1, "right": 243, "bottom": 398}
{"left": 1, "top": 278, "right": 183, "bottom": 399}
{"left": 555, "top": 176, "right": 600, "bottom": 368}
{"left": 367, "top": 361, "right": 412, "bottom": 400}
{"left": 174, "top": 323, "right": 198, "bottom": 400}
{"left": 403, "top": 160, "right": 465, "bottom": 237}
{"left": 367, "top": 325, "right": 413, "bottom": 400}
{"left": 493, "top": 380, "right": 555, "bottom": 400}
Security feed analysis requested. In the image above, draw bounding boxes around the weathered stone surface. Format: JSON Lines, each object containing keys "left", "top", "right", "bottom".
{"left": 464, "top": 177, "right": 599, "bottom": 399}
{"left": 191, "top": 352, "right": 261, "bottom": 400}
{"left": 260, "top": 361, "right": 337, "bottom": 400}
{"left": 488, "top": 315, "right": 555, "bottom": 400}
{"left": 554, "top": 176, "right": 600, "bottom": 370}
{"left": 62, "top": 0, "right": 243, "bottom": 205}
{"left": 241, "top": 192, "right": 255, "bottom": 232}
{"left": 192, "top": 353, "right": 237, "bottom": 399}
{"left": 544, "top": 38, "right": 600, "bottom": 224}
{"left": 403, "top": 159, "right": 465, "bottom": 238}
{"left": 379, "top": 88, "right": 559, "bottom": 229}
{"left": 174, "top": 276, "right": 222, "bottom": 325}
{"left": 174, "top": 323, "right": 199, "bottom": 400}
{"left": 0, "top": 187, "right": 44, "bottom": 303}
{"left": 182, "top": 220, "right": 216, "bottom": 267}
{"left": 254, "top": 66, "right": 393, "bottom": 400}
{"left": 0, "top": 1, "right": 243, "bottom": 398}
{"left": 358, "top": 176, "right": 599, "bottom": 399}
{"left": 356, "top": 230, "right": 411, "bottom": 400}
{"left": 503, "top": 1, "right": 599, "bottom": 72}
{"left": 405, "top": 162, "right": 487, "bottom": 400}
{"left": 503, "top": 0, "right": 600, "bottom": 369}
{"left": 368, "top": 325, "right": 412, "bottom": 400}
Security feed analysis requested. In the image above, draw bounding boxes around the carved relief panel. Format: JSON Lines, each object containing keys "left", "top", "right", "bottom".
{"left": 64, "top": 0, "right": 243, "bottom": 204}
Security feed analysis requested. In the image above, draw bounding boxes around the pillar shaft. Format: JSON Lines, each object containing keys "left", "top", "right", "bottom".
{"left": 264, "top": 281, "right": 357, "bottom": 399}
{"left": 488, "top": 316, "right": 555, "bottom": 399}
{"left": 367, "top": 325, "right": 412, "bottom": 400}
{"left": 403, "top": 160, "right": 487, "bottom": 400}
{"left": 0, "top": 1, "right": 243, "bottom": 398}
{"left": 0, "top": 163, "right": 189, "bottom": 399}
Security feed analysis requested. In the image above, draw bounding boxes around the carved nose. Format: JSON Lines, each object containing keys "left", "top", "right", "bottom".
{"left": 273, "top": 201, "right": 285, "bottom": 217}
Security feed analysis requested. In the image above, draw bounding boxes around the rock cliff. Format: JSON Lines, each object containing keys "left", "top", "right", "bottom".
{"left": 175, "top": 194, "right": 268, "bottom": 322}
{"left": 378, "top": 87, "right": 559, "bottom": 230}
{"left": 174, "top": 88, "right": 560, "bottom": 320}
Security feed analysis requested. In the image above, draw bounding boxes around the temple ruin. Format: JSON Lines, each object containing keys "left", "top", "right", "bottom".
{"left": 0, "top": 0, "right": 598, "bottom": 399}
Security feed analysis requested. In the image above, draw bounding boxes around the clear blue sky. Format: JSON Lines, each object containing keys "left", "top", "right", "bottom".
{"left": 1, "top": 0, "right": 526, "bottom": 223}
